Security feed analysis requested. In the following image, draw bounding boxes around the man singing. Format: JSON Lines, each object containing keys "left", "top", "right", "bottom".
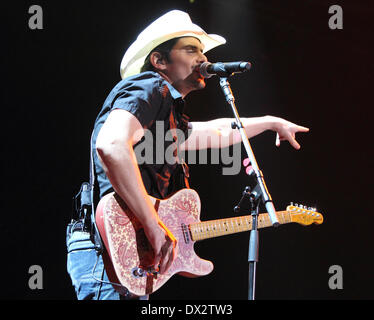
{"left": 66, "top": 10, "right": 309, "bottom": 300}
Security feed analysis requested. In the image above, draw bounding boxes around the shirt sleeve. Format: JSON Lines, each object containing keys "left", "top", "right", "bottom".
{"left": 110, "top": 73, "right": 163, "bottom": 129}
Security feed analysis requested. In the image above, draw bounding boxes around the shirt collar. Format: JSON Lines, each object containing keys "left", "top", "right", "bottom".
{"left": 152, "top": 71, "right": 183, "bottom": 101}
{"left": 163, "top": 77, "right": 186, "bottom": 115}
{"left": 165, "top": 80, "right": 183, "bottom": 101}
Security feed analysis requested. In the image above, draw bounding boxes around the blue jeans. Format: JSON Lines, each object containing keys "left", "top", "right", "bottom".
{"left": 66, "top": 224, "right": 148, "bottom": 300}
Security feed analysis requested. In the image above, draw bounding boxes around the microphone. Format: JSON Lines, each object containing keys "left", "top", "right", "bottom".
{"left": 200, "top": 61, "right": 251, "bottom": 78}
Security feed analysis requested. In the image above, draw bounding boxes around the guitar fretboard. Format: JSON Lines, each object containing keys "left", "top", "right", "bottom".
{"left": 190, "top": 211, "right": 291, "bottom": 241}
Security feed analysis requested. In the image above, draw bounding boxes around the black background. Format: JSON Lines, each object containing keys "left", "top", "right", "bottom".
{"left": 2, "top": 0, "right": 373, "bottom": 300}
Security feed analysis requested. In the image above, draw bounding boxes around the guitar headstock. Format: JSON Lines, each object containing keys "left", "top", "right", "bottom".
{"left": 287, "top": 203, "right": 323, "bottom": 226}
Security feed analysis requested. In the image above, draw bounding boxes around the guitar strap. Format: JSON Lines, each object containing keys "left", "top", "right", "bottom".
{"left": 88, "top": 131, "right": 104, "bottom": 254}
{"left": 88, "top": 131, "right": 133, "bottom": 292}
{"left": 180, "top": 158, "right": 190, "bottom": 189}
{"left": 170, "top": 106, "right": 190, "bottom": 190}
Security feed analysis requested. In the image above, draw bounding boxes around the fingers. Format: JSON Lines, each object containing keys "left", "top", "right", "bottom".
{"left": 296, "top": 125, "right": 310, "bottom": 133}
{"left": 279, "top": 133, "right": 300, "bottom": 150}
{"left": 276, "top": 125, "right": 308, "bottom": 149}
{"left": 154, "top": 221, "right": 177, "bottom": 275}
{"left": 243, "top": 157, "right": 251, "bottom": 167}
{"left": 276, "top": 133, "right": 300, "bottom": 149}
{"left": 245, "top": 165, "right": 253, "bottom": 175}
{"left": 289, "top": 137, "right": 301, "bottom": 150}
{"left": 275, "top": 133, "right": 280, "bottom": 147}
{"left": 158, "top": 238, "right": 176, "bottom": 274}
{"left": 158, "top": 220, "right": 176, "bottom": 243}
{"left": 153, "top": 252, "right": 162, "bottom": 273}
{"left": 243, "top": 158, "right": 254, "bottom": 175}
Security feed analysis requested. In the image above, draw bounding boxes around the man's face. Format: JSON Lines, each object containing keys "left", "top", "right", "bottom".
{"left": 163, "top": 37, "right": 208, "bottom": 97}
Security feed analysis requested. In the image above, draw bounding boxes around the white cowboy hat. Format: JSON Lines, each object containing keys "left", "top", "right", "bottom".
{"left": 120, "top": 10, "right": 226, "bottom": 79}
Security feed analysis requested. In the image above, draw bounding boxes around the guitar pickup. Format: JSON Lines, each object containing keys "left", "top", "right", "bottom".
{"left": 181, "top": 223, "right": 190, "bottom": 244}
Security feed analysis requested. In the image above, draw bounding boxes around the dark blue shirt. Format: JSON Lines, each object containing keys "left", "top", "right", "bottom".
{"left": 92, "top": 71, "right": 190, "bottom": 199}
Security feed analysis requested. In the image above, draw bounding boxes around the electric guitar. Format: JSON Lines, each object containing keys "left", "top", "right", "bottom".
{"left": 95, "top": 188, "right": 323, "bottom": 296}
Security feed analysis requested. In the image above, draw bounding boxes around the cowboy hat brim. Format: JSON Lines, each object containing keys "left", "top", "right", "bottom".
{"left": 120, "top": 10, "right": 226, "bottom": 79}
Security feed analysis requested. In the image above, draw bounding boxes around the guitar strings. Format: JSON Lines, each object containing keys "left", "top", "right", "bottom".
{"left": 119, "top": 211, "right": 304, "bottom": 238}
{"left": 155, "top": 211, "right": 306, "bottom": 236}
{"left": 161, "top": 219, "right": 255, "bottom": 238}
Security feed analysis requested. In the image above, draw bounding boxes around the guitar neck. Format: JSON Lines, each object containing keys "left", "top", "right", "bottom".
{"left": 190, "top": 211, "right": 291, "bottom": 241}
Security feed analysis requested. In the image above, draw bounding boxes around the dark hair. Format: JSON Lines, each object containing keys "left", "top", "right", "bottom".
{"left": 140, "top": 37, "right": 181, "bottom": 73}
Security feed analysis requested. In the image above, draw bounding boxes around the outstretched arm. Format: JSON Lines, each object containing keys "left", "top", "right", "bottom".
{"left": 180, "top": 115, "right": 309, "bottom": 150}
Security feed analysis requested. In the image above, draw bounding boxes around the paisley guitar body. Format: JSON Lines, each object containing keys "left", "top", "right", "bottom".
{"left": 95, "top": 188, "right": 214, "bottom": 296}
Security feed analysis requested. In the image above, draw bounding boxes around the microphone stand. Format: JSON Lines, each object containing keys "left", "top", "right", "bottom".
{"left": 218, "top": 76, "right": 279, "bottom": 300}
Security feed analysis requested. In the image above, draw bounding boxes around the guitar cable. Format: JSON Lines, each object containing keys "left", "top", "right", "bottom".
{"left": 91, "top": 252, "right": 133, "bottom": 298}
{"left": 91, "top": 253, "right": 126, "bottom": 287}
